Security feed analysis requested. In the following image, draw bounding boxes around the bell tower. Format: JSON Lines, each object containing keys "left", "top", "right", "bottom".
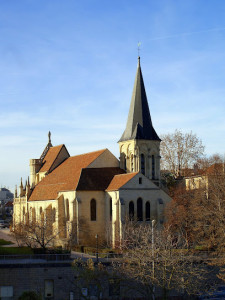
{"left": 118, "top": 57, "right": 161, "bottom": 185}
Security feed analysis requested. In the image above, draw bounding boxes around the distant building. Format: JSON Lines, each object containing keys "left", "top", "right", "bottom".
{"left": 184, "top": 162, "right": 225, "bottom": 194}
{"left": 0, "top": 188, "right": 13, "bottom": 203}
{"left": 13, "top": 57, "right": 171, "bottom": 247}
{"left": 0, "top": 188, "right": 13, "bottom": 217}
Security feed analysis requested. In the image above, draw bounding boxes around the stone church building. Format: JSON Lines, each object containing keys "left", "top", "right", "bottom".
{"left": 13, "top": 57, "right": 171, "bottom": 247}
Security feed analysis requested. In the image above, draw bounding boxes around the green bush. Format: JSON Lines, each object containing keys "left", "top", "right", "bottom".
{"left": 18, "top": 291, "right": 42, "bottom": 300}
{"left": 0, "top": 247, "right": 34, "bottom": 255}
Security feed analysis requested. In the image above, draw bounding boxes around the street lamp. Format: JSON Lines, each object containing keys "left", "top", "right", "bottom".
{"left": 95, "top": 234, "right": 99, "bottom": 264}
{"left": 151, "top": 219, "right": 156, "bottom": 300}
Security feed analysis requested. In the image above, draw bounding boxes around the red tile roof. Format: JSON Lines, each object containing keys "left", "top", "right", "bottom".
{"left": 205, "top": 163, "right": 225, "bottom": 175}
{"left": 29, "top": 149, "right": 106, "bottom": 201}
{"left": 39, "top": 145, "right": 64, "bottom": 173}
{"left": 106, "top": 172, "right": 138, "bottom": 191}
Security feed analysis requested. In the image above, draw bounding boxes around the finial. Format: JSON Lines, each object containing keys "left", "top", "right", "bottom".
{"left": 20, "top": 177, "right": 23, "bottom": 188}
{"left": 137, "top": 42, "right": 141, "bottom": 57}
{"left": 48, "top": 131, "right": 51, "bottom": 144}
{"left": 15, "top": 185, "right": 18, "bottom": 198}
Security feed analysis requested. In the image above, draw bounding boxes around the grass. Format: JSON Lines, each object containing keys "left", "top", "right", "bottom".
{"left": 0, "top": 238, "right": 13, "bottom": 246}
{"left": 0, "top": 247, "right": 34, "bottom": 255}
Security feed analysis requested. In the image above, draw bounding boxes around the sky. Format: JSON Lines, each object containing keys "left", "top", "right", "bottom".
{"left": 0, "top": 0, "right": 225, "bottom": 192}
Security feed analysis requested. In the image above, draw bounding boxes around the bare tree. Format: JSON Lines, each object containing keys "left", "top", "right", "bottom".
{"left": 13, "top": 208, "right": 61, "bottom": 252}
{"left": 164, "top": 186, "right": 202, "bottom": 248}
{"left": 113, "top": 221, "right": 208, "bottom": 299}
{"left": 161, "top": 130, "right": 205, "bottom": 177}
{"left": 72, "top": 258, "right": 113, "bottom": 300}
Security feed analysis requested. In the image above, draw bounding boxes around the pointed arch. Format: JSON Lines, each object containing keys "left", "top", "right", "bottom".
{"left": 137, "top": 198, "right": 143, "bottom": 221}
{"left": 131, "top": 154, "right": 134, "bottom": 172}
{"left": 32, "top": 207, "right": 36, "bottom": 224}
{"left": 90, "top": 199, "right": 97, "bottom": 221}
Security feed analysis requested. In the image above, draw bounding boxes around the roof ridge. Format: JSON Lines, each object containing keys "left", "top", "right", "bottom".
{"left": 70, "top": 148, "right": 107, "bottom": 158}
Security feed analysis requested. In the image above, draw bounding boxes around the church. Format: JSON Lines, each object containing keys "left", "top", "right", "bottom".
{"left": 13, "top": 57, "right": 171, "bottom": 248}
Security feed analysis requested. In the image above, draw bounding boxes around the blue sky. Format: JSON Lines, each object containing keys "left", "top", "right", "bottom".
{"left": 0, "top": 0, "right": 225, "bottom": 192}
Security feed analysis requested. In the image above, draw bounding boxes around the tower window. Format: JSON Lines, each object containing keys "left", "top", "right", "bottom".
{"left": 141, "top": 154, "right": 145, "bottom": 175}
{"left": 90, "top": 199, "right": 96, "bottom": 221}
{"left": 129, "top": 201, "right": 134, "bottom": 221}
{"left": 139, "top": 177, "right": 142, "bottom": 184}
{"left": 146, "top": 201, "right": 150, "bottom": 221}
{"left": 124, "top": 157, "right": 127, "bottom": 171}
{"left": 137, "top": 198, "right": 143, "bottom": 221}
{"left": 152, "top": 155, "right": 155, "bottom": 179}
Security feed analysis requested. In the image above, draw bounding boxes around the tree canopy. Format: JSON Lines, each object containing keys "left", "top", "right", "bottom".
{"left": 160, "top": 129, "right": 205, "bottom": 177}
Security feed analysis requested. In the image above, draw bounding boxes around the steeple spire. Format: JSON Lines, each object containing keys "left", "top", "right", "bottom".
{"left": 119, "top": 57, "right": 160, "bottom": 142}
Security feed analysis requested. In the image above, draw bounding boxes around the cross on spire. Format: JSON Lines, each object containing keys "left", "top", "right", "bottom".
{"left": 48, "top": 131, "right": 51, "bottom": 144}
{"left": 137, "top": 42, "right": 141, "bottom": 57}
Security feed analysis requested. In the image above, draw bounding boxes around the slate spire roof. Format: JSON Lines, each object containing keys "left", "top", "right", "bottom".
{"left": 119, "top": 57, "right": 160, "bottom": 142}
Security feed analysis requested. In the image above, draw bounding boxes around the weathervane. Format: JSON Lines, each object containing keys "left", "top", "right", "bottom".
{"left": 137, "top": 42, "right": 141, "bottom": 57}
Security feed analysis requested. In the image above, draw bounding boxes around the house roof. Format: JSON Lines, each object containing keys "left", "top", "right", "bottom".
{"left": 29, "top": 149, "right": 107, "bottom": 201}
{"left": 119, "top": 57, "right": 160, "bottom": 142}
{"left": 76, "top": 167, "right": 125, "bottom": 191}
{"left": 39, "top": 144, "right": 65, "bottom": 173}
{"left": 205, "top": 163, "right": 225, "bottom": 175}
{"left": 106, "top": 172, "right": 138, "bottom": 191}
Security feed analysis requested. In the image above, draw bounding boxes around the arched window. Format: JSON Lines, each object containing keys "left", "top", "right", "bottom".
{"left": 90, "top": 199, "right": 97, "bottom": 221}
{"left": 145, "top": 201, "right": 150, "bottom": 221}
{"left": 52, "top": 208, "right": 56, "bottom": 222}
{"left": 124, "top": 157, "right": 127, "bottom": 171}
{"left": 131, "top": 154, "right": 134, "bottom": 172}
{"left": 137, "top": 198, "right": 143, "bottom": 221}
{"left": 32, "top": 207, "right": 36, "bottom": 223}
{"left": 65, "top": 199, "right": 70, "bottom": 221}
{"left": 152, "top": 155, "right": 155, "bottom": 179}
{"left": 158, "top": 199, "right": 164, "bottom": 224}
{"left": 40, "top": 207, "right": 42, "bottom": 214}
{"left": 109, "top": 198, "right": 112, "bottom": 221}
{"left": 129, "top": 201, "right": 134, "bottom": 221}
{"left": 141, "top": 154, "right": 145, "bottom": 175}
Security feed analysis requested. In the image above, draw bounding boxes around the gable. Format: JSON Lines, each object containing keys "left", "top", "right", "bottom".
{"left": 122, "top": 173, "right": 160, "bottom": 190}
{"left": 87, "top": 149, "right": 119, "bottom": 168}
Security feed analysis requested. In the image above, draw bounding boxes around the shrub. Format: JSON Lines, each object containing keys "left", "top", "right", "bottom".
{"left": 18, "top": 291, "right": 42, "bottom": 300}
